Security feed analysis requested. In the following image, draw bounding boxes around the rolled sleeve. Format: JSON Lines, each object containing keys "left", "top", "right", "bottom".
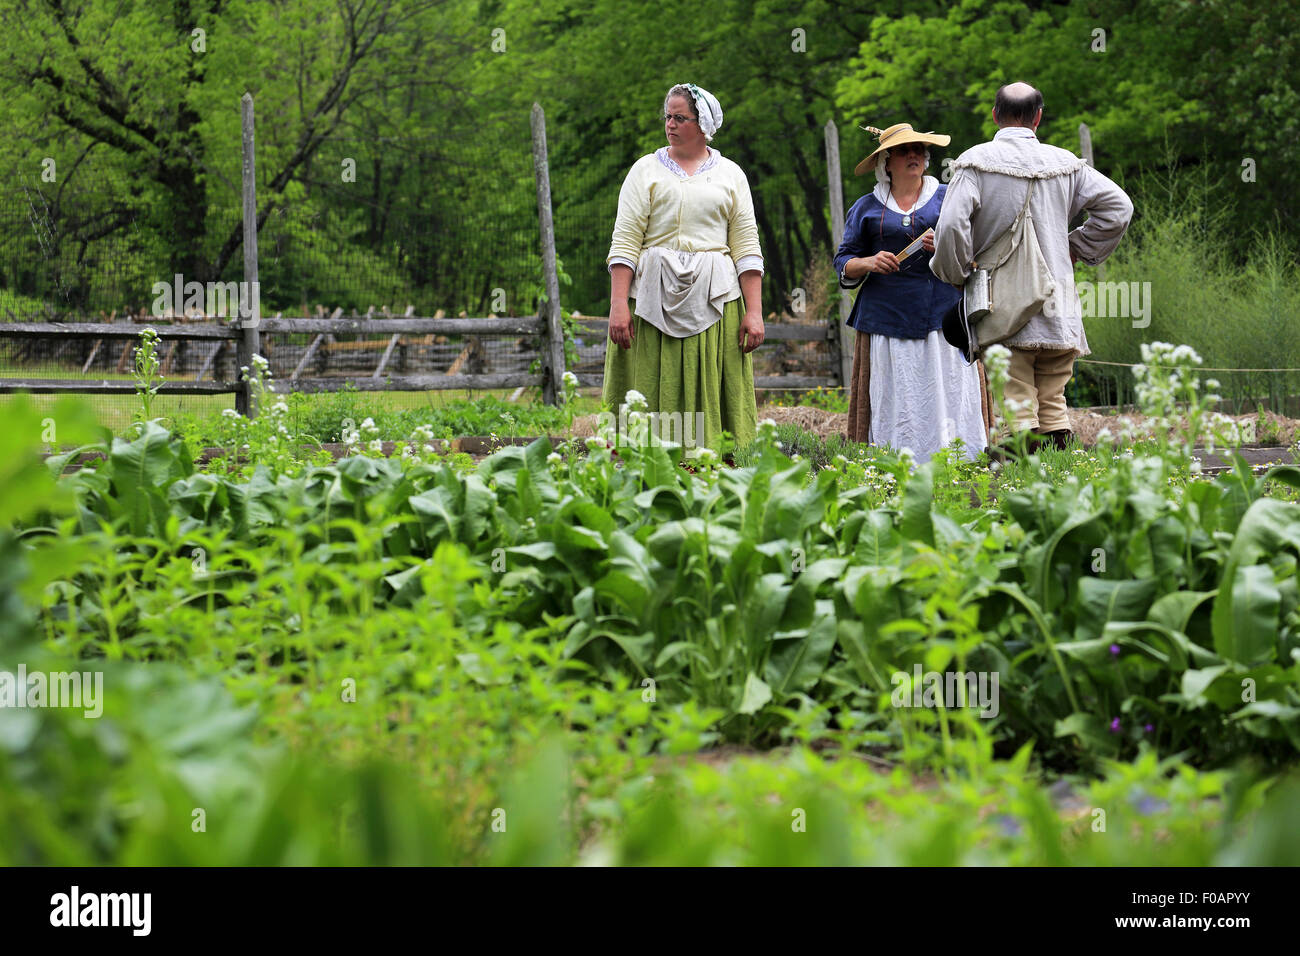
{"left": 833, "top": 201, "right": 872, "bottom": 290}
{"left": 726, "top": 170, "right": 763, "bottom": 271}
{"left": 735, "top": 254, "right": 764, "bottom": 276}
{"left": 930, "top": 169, "right": 979, "bottom": 285}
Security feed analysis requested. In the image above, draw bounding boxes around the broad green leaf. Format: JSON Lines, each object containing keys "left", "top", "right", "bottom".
{"left": 1148, "top": 590, "right": 1216, "bottom": 635}
{"left": 593, "top": 569, "right": 651, "bottom": 618}
{"left": 737, "top": 672, "right": 772, "bottom": 715}
{"left": 1261, "top": 465, "right": 1300, "bottom": 491}
{"left": 1211, "top": 498, "right": 1300, "bottom": 663}
{"left": 766, "top": 602, "right": 837, "bottom": 697}
{"left": 781, "top": 558, "right": 847, "bottom": 630}
{"left": 1180, "top": 664, "right": 1231, "bottom": 702}
{"left": 460, "top": 475, "right": 496, "bottom": 542}
{"left": 409, "top": 486, "right": 459, "bottom": 542}
{"left": 1075, "top": 577, "right": 1158, "bottom": 639}
{"left": 1053, "top": 712, "right": 1116, "bottom": 754}
{"left": 1215, "top": 564, "right": 1280, "bottom": 664}
{"left": 899, "top": 463, "right": 934, "bottom": 546}
{"left": 108, "top": 421, "right": 186, "bottom": 537}
{"left": 1056, "top": 636, "right": 1124, "bottom": 667}
{"left": 854, "top": 510, "right": 897, "bottom": 563}
{"left": 1035, "top": 507, "right": 1102, "bottom": 605}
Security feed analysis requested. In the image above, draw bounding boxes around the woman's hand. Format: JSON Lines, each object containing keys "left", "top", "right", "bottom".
{"left": 739, "top": 310, "right": 764, "bottom": 353}
{"left": 608, "top": 300, "right": 635, "bottom": 349}
{"left": 921, "top": 232, "right": 935, "bottom": 254}
{"left": 865, "top": 251, "right": 900, "bottom": 274}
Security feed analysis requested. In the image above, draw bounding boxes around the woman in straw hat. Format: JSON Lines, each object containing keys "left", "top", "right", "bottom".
{"left": 604, "top": 83, "right": 764, "bottom": 455}
{"left": 834, "top": 123, "right": 992, "bottom": 462}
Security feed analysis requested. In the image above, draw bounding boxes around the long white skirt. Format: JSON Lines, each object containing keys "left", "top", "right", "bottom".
{"left": 869, "top": 330, "right": 986, "bottom": 464}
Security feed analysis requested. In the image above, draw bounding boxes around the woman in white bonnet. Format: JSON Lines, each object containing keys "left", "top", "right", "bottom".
{"left": 604, "top": 83, "right": 765, "bottom": 455}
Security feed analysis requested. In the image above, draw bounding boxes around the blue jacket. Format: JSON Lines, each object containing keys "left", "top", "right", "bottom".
{"left": 833, "top": 183, "right": 960, "bottom": 338}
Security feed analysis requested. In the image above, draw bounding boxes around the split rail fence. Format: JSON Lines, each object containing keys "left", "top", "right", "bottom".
{"left": 0, "top": 101, "right": 867, "bottom": 416}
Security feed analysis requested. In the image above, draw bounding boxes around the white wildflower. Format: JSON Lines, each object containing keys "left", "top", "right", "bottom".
{"left": 982, "top": 344, "right": 1011, "bottom": 378}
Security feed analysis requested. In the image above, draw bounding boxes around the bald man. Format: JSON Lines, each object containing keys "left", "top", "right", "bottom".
{"left": 931, "top": 82, "right": 1133, "bottom": 451}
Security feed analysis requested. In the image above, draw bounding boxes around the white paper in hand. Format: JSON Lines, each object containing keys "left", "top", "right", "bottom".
{"left": 895, "top": 228, "right": 935, "bottom": 263}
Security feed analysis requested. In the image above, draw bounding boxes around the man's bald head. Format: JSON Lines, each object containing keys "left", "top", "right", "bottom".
{"left": 993, "top": 83, "right": 1043, "bottom": 128}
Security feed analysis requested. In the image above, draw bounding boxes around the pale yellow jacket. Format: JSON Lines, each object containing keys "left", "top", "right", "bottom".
{"left": 607, "top": 152, "right": 763, "bottom": 274}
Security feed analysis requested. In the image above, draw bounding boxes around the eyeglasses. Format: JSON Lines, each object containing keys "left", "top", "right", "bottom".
{"left": 663, "top": 112, "right": 697, "bottom": 125}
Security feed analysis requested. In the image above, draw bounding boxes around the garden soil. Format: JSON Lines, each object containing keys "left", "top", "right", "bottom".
{"left": 570, "top": 406, "right": 1300, "bottom": 449}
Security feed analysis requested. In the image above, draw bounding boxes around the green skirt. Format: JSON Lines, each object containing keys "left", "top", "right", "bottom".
{"left": 602, "top": 297, "right": 757, "bottom": 451}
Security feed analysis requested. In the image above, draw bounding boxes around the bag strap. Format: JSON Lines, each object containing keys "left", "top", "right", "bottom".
{"left": 1012, "top": 178, "right": 1035, "bottom": 228}
{"left": 983, "top": 179, "right": 1037, "bottom": 272}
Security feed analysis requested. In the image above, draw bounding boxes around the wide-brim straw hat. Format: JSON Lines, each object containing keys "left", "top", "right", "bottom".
{"left": 854, "top": 123, "right": 951, "bottom": 176}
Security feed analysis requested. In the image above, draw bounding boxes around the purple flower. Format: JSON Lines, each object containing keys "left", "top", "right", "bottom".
{"left": 1109, "top": 717, "right": 1121, "bottom": 733}
{"left": 1109, "top": 644, "right": 1121, "bottom": 657}
{"left": 993, "top": 814, "right": 1022, "bottom": 838}
{"left": 1144, "top": 723, "right": 1154, "bottom": 733}
{"left": 1135, "top": 795, "right": 1169, "bottom": 815}
{"left": 1132, "top": 791, "right": 1170, "bottom": 816}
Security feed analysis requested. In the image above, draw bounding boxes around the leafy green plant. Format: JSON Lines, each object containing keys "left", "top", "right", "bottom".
{"left": 10, "top": 339, "right": 1300, "bottom": 865}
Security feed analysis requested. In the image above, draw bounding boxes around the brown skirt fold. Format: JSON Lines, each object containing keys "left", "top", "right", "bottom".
{"left": 846, "top": 329, "right": 873, "bottom": 443}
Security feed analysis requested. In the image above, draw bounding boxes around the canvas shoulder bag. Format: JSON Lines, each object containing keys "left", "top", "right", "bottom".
{"left": 963, "top": 178, "right": 1056, "bottom": 355}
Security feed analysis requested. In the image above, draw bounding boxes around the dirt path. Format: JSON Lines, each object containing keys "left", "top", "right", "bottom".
{"left": 571, "top": 405, "right": 1300, "bottom": 450}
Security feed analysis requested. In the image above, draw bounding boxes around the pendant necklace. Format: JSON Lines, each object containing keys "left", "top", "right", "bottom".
{"left": 896, "top": 186, "right": 921, "bottom": 228}
{"left": 899, "top": 194, "right": 918, "bottom": 228}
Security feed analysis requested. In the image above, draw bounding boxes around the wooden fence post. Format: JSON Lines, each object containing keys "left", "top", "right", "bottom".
{"left": 530, "top": 103, "right": 566, "bottom": 406}
{"left": 1079, "top": 123, "right": 1104, "bottom": 281}
{"left": 824, "top": 119, "right": 853, "bottom": 390}
{"left": 238, "top": 92, "right": 262, "bottom": 417}
{"left": 1078, "top": 123, "right": 1094, "bottom": 168}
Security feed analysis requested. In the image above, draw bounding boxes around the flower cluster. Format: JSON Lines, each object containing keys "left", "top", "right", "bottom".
{"left": 1130, "top": 341, "right": 1243, "bottom": 459}
{"left": 980, "top": 345, "right": 1021, "bottom": 441}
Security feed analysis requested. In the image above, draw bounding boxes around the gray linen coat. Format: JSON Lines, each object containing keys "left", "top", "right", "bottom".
{"left": 930, "top": 127, "right": 1134, "bottom": 355}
